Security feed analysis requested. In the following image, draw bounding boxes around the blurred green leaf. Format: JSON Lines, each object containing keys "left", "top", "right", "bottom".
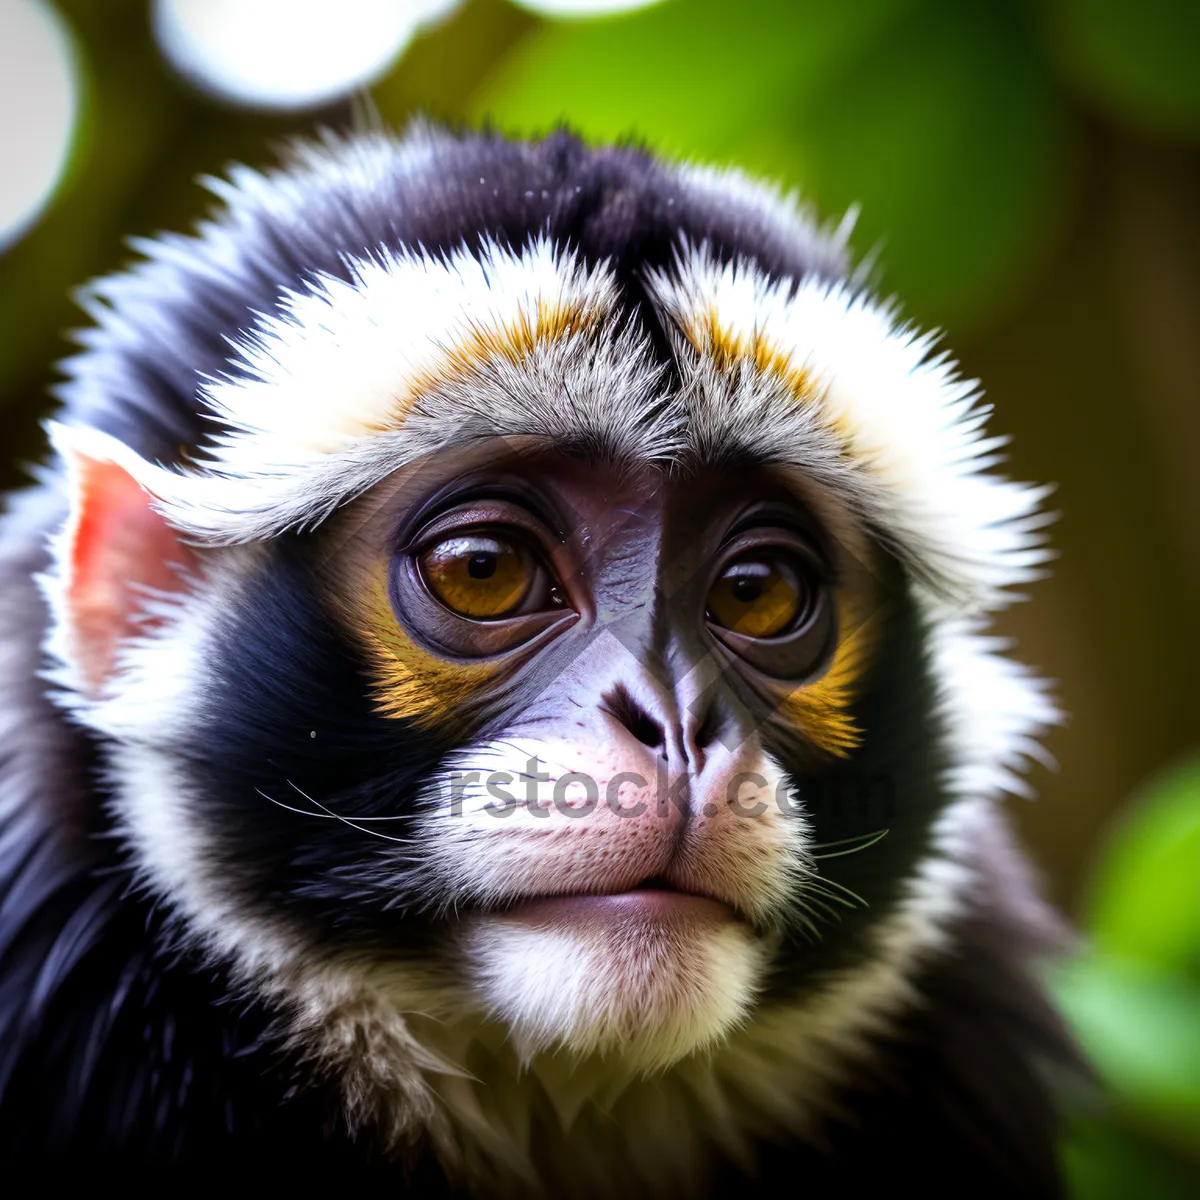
{"left": 471, "top": 0, "right": 913, "bottom": 157}
{"left": 1086, "top": 757, "right": 1200, "bottom": 975}
{"left": 1055, "top": 954, "right": 1200, "bottom": 1140}
{"left": 1057, "top": 757, "right": 1200, "bottom": 1180}
{"left": 1064, "top": 1110, "right": 1200, "bottom": 1200}
{"left": 1050, "top": 0, "right": 1200, "bottom": 137}
{"left": 471, "top": 0, "right": 1074, "bottom": 325}
{"left": 0, "top": 0, "right": 181, "bottom": 411}
{"left": 781, "top": 0, "right": 1074, "bottom": 326}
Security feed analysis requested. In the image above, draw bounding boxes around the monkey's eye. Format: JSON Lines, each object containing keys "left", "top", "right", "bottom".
{"left": 390, "top": 496, "right": 575, "bottom": 659}
{"left": 704, "top": 533, "right": 835, "bottom": 681}
{"left": 418, "top": 534, "right": 548, "bottom": 620}
{"left": 706, "top": 555, "right": 810, "bottom": 638}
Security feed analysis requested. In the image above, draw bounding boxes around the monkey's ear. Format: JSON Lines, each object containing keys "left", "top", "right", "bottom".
{"left": 45, "top": 424, "right": 197, "bottom": 696}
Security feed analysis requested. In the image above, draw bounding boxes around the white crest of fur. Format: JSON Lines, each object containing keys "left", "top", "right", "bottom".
{"left": 646, "top": 245, "right": 1053, "bottom": 611}
{"left": 60, "top": 238, "right": 664, "bottom": 546}
{"left": 197, "top": 234, "right": 615, "bottom": 468}
{"left": 53, "top": 171, "right": 1051, "bottom": 621}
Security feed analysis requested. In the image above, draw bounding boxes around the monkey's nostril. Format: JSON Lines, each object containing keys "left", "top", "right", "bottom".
{"left": 602, "top": 685, "right": 665, "bottom": 750}
{"left": 692, "top": 704, "right": 722, "bottom": 751}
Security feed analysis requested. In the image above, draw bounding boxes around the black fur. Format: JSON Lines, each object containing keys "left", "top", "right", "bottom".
{"left": 0, "top": 127, "right": 1080, "bottom": 1190}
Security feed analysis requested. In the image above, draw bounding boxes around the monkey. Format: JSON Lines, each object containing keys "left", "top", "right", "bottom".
{"left": 0, "top": 124, "right": 1081, "bottom": 1193}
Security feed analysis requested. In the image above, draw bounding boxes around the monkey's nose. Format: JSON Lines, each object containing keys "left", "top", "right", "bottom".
{"left": 601, "top": 681, "right": 722, "bottom": 780}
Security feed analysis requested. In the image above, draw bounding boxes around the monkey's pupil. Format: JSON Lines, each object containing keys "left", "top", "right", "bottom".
{"left": 468, "top": 554, "right": 497, "bottom": 579}
{"left": 731, "top": 577, "right": 762, "bottom": 603}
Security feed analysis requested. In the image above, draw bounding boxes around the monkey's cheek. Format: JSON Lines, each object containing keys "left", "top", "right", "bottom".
{"left": 455, "top": 906, "right": 773, "bottom": 1071}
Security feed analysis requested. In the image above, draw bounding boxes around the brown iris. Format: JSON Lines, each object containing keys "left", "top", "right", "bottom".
{"left": 418, "top": 535, "right": 532, "bottom": 619}
{"left": 706, "top": 555, "right": 806, "bottom": 638}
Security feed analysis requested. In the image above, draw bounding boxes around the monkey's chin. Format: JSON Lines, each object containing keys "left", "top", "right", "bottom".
{"left": 458, "top": 892, "right": 771, "bottom": 1073}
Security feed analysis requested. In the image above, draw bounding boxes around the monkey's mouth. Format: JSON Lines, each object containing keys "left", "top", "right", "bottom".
{"left": 499, "top": 878, "right": 739, "bottom": 931}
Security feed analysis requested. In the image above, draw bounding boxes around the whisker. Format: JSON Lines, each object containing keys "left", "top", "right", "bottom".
{"left": 806, "top": 876, "right": 869, "bottom": 910}
{"left": 811, "top": 829, "right": 890, "bottom": 860}
{"left": 789, "top": 906, "right": 824, "bottom": 942}
{"left": 255, "top": 792, "right": 414, "bottom": 822}
{"left": 250, "top": 782, "right": 418, "bottom": 845}
{"left": 799, "top": 893, "right": 842, "bottom": 922}
{"left": 257, "top": 789, "right": 337, "bottom": 819}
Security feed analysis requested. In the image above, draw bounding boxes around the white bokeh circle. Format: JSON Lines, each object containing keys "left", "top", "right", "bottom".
{"left": 154, "top": 0, "right": 460, "bottom": 110}
{"left": 510, "top": 0, "right": 663, "bottom": 16}
{"left": 0, "top": 0, "right": 80, "bottom": 252}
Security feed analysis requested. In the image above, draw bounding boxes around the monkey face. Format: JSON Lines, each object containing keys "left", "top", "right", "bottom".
{"left": 296, "top": 443, "right": 878, "bottom": 1068}
{"left": 73, "top": 430, "right": 882, "bottom": 1073}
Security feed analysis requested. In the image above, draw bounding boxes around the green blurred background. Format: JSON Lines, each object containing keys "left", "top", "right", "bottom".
{"left": 0, "top": 0, "right": 1196, "bottom": 1191}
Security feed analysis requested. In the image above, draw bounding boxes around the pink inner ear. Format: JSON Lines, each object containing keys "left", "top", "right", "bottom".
{"left": 64, "top": 454, "right": 196, "bottom": 693}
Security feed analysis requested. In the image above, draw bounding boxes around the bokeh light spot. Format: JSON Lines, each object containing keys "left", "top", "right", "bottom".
{"left": 512, "top": 0, "right": 664, "bottom": 15}
{"left": 0, "top": 0, "right": 79, "bottom": 253}
{"left": 154, "top": 0, "right": 460, "bottom": 111}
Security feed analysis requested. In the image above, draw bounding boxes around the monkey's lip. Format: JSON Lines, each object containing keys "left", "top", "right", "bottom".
{"left": 503, "top": 885, "right": 737, "bottom": 930}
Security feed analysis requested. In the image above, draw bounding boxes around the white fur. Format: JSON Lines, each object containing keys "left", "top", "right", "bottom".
{"left": 69, "top": 664, "right": 1039, "bottom": 1197}
{"left": 460, "top": 915, "right": 770, "bottom": 1073}
{"left": 646, "top": 245, "right": 1053, "bottom": 611}
{"left": 56, "top": 239, "right": 666, "bottom": 546}
{"left": 196, "top": 235, "right": 614, "bottom": 466}
{"left": 46, "top": 175, "right": 1049, "bottom": 621}
{"left": 928, "top": 617, "right": 1060, "bottom": 800}
{"left": 56, "top": 228, "right": 1051, "bottom": 614}
{"left": 40, "top": 543, "right": 1036, "bottom": 1190}
{"left": 66, "top": 621, "right": 1044, "bottom": 1196}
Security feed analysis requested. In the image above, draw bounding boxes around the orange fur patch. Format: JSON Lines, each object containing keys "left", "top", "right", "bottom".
{"left": 781, "top": 591, "right": 877, "bottom": 757}
{"left": 355, "top": 571, "right": 493, "bottom": 726}
{"left": 397, "top": 297, "right": 605, "bottom": 427}
{"left": 690, "top": 304, "right": 820, "bottom": 406}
